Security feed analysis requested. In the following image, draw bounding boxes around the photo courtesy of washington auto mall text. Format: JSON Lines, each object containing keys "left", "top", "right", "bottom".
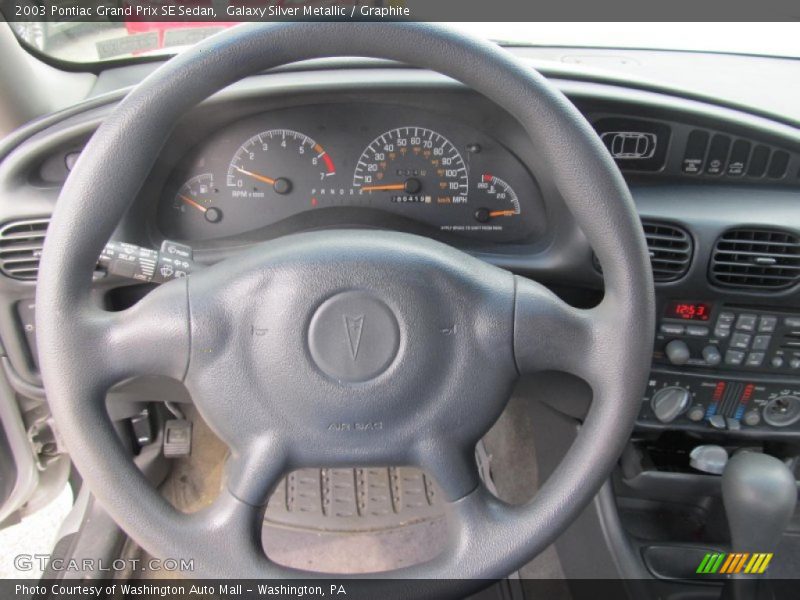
{"left": 16, "top": 583, "right": 349, "bottom": 598}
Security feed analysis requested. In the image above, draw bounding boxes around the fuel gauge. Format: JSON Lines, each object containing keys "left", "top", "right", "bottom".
{"left": 473, "top": 174, "right": 520, "bottom": 224}
{"left": 173, "top": 173, "right": 222, "bottom": 224}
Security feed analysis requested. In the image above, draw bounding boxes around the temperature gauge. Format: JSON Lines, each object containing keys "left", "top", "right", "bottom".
{"left": 473, "top": 174, "right": 520, "bottom": 224}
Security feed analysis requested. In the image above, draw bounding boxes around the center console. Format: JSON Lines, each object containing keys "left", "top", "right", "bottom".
{"left": 620, "top": 298, "right": 800, "bottom": 587}
{"left": 637, "top": 299, "right": 800, "bottom": 436}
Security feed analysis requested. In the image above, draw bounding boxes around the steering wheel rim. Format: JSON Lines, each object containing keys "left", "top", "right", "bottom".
{"left": 36, "top": 22, "right": 654, "bottom": 590}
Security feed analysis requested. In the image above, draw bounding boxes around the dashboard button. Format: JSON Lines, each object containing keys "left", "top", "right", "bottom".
{"left": 771, "top": 356, "right": 784, "bottom": 368}
{"left": 745, "top": 352, "right": 765, "bottom": 367}
{"left": 791, "top": 358, "right": 800, "bottom": 369}
{"left": 725, "top": 350, "right": 745, "bottom": 366}
{"left": 686, "top": 325, "right": 710, "bottom": 337}
{"left": 660, "top": 324, "right": 685, "bottom": 336}
{"left": 726, "top": 140, "right": 751, "bottom": 176}
{"left": 730, "top": 332, "right": 752, "bottom": 349}
{"left": 717, "top": 311, "right": 736, "bottom": 325}
{"left": 682, "top": 130, "right": 709, "bottom": 174}
{"left": 784, "top": 317, "right": 800, "bottom": 329}
{"left": 706, "top": 134, "right": 731, "bottom": 176}
{"left": 735, "top": 313, "right": 757, "bottom": 332}
{"left": 714, "top": 325, "right": 731, "bottom": 339}
{"left": 758, "top": 316, "right": 777, "bottom": 332}
{"left": 752, "top": 335, "right": 772, "bottom": 351}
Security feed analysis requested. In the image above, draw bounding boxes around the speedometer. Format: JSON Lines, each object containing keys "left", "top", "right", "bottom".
{"left": 352, "top": 127, "right": 468, "bottom": 205}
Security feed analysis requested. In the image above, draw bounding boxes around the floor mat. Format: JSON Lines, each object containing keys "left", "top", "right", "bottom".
{"left": 262, "top": 467, "right": 446, "bottom": 573}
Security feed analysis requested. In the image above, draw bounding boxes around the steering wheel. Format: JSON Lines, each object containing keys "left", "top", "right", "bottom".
{"left": 36, "top": 22, "right": 654, "bottom": 592}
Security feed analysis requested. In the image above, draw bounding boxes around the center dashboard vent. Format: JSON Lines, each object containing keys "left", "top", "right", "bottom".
{"left": 710, "top": 228, "right": 800, "bottom": 290}
{"left": 593, "top": 221, "right": 693, "bottom": 282}
{"left": 0, "top": 218, "right": 49, "bottom": 281}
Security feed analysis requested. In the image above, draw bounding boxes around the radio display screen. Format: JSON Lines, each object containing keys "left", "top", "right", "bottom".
{"left": 665, "top": 301, "right": 712, "bottom": 321}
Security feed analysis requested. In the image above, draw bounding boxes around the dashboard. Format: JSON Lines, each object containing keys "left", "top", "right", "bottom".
{"left": 1, "top": 57, "right": 800, "bottom": 434}
{"left": 156, "top": 103, "right": 543, "bottom": 244}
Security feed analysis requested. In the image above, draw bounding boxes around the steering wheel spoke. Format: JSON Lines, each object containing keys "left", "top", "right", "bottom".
{"left": 179, "top": 486, "right": 272, "bottom": 576}
{"left": 414, "top": 437, "right": 482, "bottom": 502}
{"left": 90, "top": 279, "right": 191, "bottom": 386}
{"left": 223, "top": 436, "right": 289, "bottom": 507}
{"left": 513, "top": 276, "right": 607, "bottom": 383}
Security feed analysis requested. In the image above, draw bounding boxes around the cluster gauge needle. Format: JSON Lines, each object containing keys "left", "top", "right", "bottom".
{"left": 179, "top": 193, "right": 207, "bottom": 213}
{"left": 179, "top": 193, "right": 222, "bottom": 223}
{"left": 233, "top": 166, "right": 292, "bottom": 194}
{"left": 361, "top": 178, "right": 423, "bottom": 194}
{"left": 173, "top": 173, "right": 222, "bottom": 224}
{"left": 360, "top": 183, "right": 405, "bottom": 192}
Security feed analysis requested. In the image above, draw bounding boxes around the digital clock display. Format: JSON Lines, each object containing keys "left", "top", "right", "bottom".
{"left": 665, "top": 301, "right": 712, "bottom": 321}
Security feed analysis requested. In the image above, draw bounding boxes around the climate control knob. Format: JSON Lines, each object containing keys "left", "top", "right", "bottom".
{"left": 687, "top": 405, "right": 706, "bottom": 422}
{"left": 702, "top": 345, "right": 722, "bottom": 367}
{"left": 651, "top": 386, "right": 691, "bottom": 423}
{"left": 743, "top": 410, "right": 761, "bottom": 427}
{"left": 665, "top": 339, "right": 691, "bottom": 366}
{"left": 763, "top": 395, "right": 800, "bottom": 428}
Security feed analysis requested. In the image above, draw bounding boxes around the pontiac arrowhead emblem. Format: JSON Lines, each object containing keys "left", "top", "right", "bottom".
{"left": 344, "top": 315, "right": 365, "bottom": 359}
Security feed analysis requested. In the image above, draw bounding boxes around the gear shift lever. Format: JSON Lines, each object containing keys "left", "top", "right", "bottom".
{"left": 720, "top": 452, "right": 796, "bottom": 600}
{"left": 722, "top": 452, "right": 796, "bottom": 555}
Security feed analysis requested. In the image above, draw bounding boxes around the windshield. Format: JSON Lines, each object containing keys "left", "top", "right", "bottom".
{"left": 7, "top": 20, "right": 800, "bottom": 64}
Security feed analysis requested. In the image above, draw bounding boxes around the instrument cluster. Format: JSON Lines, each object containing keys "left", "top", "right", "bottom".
{"left": 157, "top": 103, "right": 545, "bottom": 245}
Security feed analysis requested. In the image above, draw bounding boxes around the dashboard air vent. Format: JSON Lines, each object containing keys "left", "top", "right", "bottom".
{"left": 0, "top": 218, "right": 49, "bottom": 281}
{"left": 710, "top": 228, "right": 800, "bottom": 290}
{"left": 593, "top": 221, "right": 692, "bottom": 282}
{"left": 643, "top": 222, "right": 693, "bottom": 282}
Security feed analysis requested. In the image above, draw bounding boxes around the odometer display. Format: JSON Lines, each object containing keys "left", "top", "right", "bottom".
{"left": 352, "top": 127, "right": 468, "bottom": 205}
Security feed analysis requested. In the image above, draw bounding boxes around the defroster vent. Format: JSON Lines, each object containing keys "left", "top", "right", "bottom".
{"left": 0, "top": 218, "right": 49, "bottom": 281}
{"left": 710, "top": 228, "right": 800, "bottom": 290}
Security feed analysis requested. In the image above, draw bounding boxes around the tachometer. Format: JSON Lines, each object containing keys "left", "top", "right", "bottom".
{"left": 352, "top": 127, "right": 468, "bottom": 205}
{"left": 226, "top": 129, "right": 336, "bottom": 199}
